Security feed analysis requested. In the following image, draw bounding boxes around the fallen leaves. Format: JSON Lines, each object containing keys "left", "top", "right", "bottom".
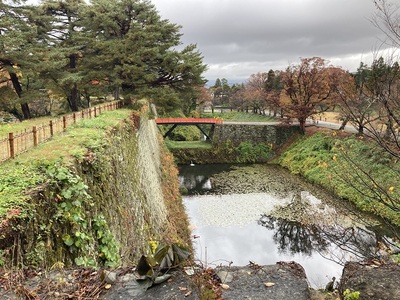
{"left": 220, "top": 283, "right": 230, "bottom": 290}
{"left": 0, "top": 267, "right": 113, "bottom": 299}
{"left": 264, "top": 282, "right": 275, "bottom": 287}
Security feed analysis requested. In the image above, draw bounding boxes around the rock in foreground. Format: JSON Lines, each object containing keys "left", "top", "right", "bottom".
{"left": 339, "top": 262, "right": 400, "bottom": 300}
{"left": 106, "top": 261, "right": 311, "bottom": 300}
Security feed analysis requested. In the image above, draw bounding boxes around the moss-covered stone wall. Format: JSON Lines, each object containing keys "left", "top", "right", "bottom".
{"left": 75, "top": 116, "right": 176, "bottom": 265}
{"left": 0, "top": 110, "right": 189, "bottom": 268}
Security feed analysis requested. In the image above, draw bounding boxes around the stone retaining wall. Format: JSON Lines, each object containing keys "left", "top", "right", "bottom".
{"left": 213, "top": 124, "right": 301, "bottom": 147}
{"left": 78, "top": 115, "right": 170, "bottom": 265}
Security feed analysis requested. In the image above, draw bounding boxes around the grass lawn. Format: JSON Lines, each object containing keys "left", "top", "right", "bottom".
{"left": 0, "top": 116, "right": 56, "bottom": 138}
{"left": 201, "top": 111, "right": 277, "bottom": 122}
{"left": 164, "top": 140, "right": 213, "bottom": 149}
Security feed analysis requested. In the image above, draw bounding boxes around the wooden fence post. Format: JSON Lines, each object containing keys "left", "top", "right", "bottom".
{"left": 33, "top": 126, "right": 38, "bottom": 146}
{"left": 49, "top": 120, "right": 54, "bottom": 136}
{"left": 63, "top": 116, "right": 67, "bottom": 130}
{"left": 81, "top": 110, "right": 85, "bottom": 119}
{"left": 73, "top": 113, "right": 76, "bottom": 123}
{"left": 94, "top": 107, "right": 97, "bottom": 117}
{"left": 8, "top": 133, "right": 14, "bottom": 159}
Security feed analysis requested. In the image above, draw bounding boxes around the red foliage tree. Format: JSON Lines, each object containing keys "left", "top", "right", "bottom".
{"left": 280, "top": 57, "right": 341, "bottom": 133}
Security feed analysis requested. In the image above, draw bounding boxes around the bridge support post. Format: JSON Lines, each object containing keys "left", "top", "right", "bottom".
{"left": 163, "top": 124, "right": 178, "bottom": 138}
{"left": 195, "top": 124, "right": 211, "bottom": 140}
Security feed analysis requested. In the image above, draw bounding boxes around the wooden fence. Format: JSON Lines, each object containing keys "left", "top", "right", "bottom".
{"left": 0, "top": 101, "right": 123, "bottom": 163}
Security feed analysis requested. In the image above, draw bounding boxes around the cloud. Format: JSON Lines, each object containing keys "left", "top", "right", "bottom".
{"left": 151, "top": 0, "right": 393, "bottom": 82}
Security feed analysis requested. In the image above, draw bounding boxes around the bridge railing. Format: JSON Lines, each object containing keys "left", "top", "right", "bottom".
{"left": 0, "top": 101, "right": 123, "bottom": 163}
{"left": 155, "top": 117, "right": 223, "bottom": 124}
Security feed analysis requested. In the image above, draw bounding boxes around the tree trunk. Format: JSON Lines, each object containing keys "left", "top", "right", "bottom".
{"left": 68, "top": 83, "right": 79, "bottom": 111}
{"left": 299, "top": 117, "right": 306, "bottom": 134}
{"left": 339, "top": 116, "right": 349, "bottom": 130}
{"left": 114, "top": 86, "right": 120, "bottom": 100}
{"left": 68, "top": 54, "right": 79, "bottom": 111}
{"left": 9, "top": 72, "right": 31, "bottom": 119}
{"left": 20, "top": 103, "right": 31, "bottom": 119}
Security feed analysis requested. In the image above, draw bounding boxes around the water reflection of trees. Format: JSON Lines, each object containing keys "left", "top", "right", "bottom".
{"left": 258, "top": 214, "right": 398, "bottom": 265}
{"left": 179, "top": 174, "right": 211, "bottom": 194}
{"left": 258, "top": 215, "right": 329, "bottom": 256}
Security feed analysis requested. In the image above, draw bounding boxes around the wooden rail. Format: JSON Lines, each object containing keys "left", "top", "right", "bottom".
{"left": 0, "top": 101, "right": 123, "bottom": 163}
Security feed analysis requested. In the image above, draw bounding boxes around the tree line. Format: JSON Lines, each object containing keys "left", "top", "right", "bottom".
{"left": 203, "top": 2, "right": 400, "bottom": 162}
{"left": 209, "top": 56, "right": 399, "bottom": 142}
{"left": 0, "top": 0, "right": 207, "bottom": 119}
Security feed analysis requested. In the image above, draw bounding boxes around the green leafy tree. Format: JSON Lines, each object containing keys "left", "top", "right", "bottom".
{"left": 266, "top": 69, "right": 283, "bottom": 117}
{"left": 0, "top": 0, "right": 208, "bottom": 116}
{"left": 36, "top": 0, "right": 88, "bottom": 112}
{"left": 83, "top": 0, "right": 207, "bottom": 112}
{"left": 210, "top": 78, "right": 231, "bottom": 109}
{"left": 0, "top": 0, "right": 41, "bottom": 119}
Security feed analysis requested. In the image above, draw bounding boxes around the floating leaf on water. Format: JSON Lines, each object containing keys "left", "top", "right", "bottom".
{"left": 179, "top": 287, "right": 187, "bottom": 291}
{"left": 104, "top": 283, "right": 112, "bottom": 290}
{"left": 184, "top": 290, "right": 192, "bottom": 297}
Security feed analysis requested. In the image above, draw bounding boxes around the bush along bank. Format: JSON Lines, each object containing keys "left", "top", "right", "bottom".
{"left": 278, "top": 131, "right": 400, "bottom": 228}
{"left": 170, "top": 140, "right": 275, "bottom": 164}
{"left": 0, "top": 108, "right": 190, "bottom": 269}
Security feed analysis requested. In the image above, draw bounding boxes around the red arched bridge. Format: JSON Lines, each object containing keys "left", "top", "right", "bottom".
{"left": 155, "top": 118, "right": 223, "bottom": 140}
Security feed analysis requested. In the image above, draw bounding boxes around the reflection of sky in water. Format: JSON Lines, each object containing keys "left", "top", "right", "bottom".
{"left": 180, "top": 165, "right": 399, "bottom": 289}
{"left": 192, "top": 223, "right": 342, "bottom": 288}
{"left": 184, "top": 193, "right": 380, "bottom": 289}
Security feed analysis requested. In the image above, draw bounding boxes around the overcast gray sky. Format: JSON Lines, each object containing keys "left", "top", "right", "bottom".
{"left": 151, "top": 0, "right": 391, "bottom": 84}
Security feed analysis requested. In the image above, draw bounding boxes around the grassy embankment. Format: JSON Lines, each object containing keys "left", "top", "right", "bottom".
{"left": 278, "top": 131, "right": 400, "bottom": 227}
{"left": 0, "top": 110, "right": 132, "bottom": 220}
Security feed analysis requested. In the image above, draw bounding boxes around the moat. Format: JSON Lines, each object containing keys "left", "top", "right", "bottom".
{"left": 179, "top": 164, "right": 399, "bottom": 288}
